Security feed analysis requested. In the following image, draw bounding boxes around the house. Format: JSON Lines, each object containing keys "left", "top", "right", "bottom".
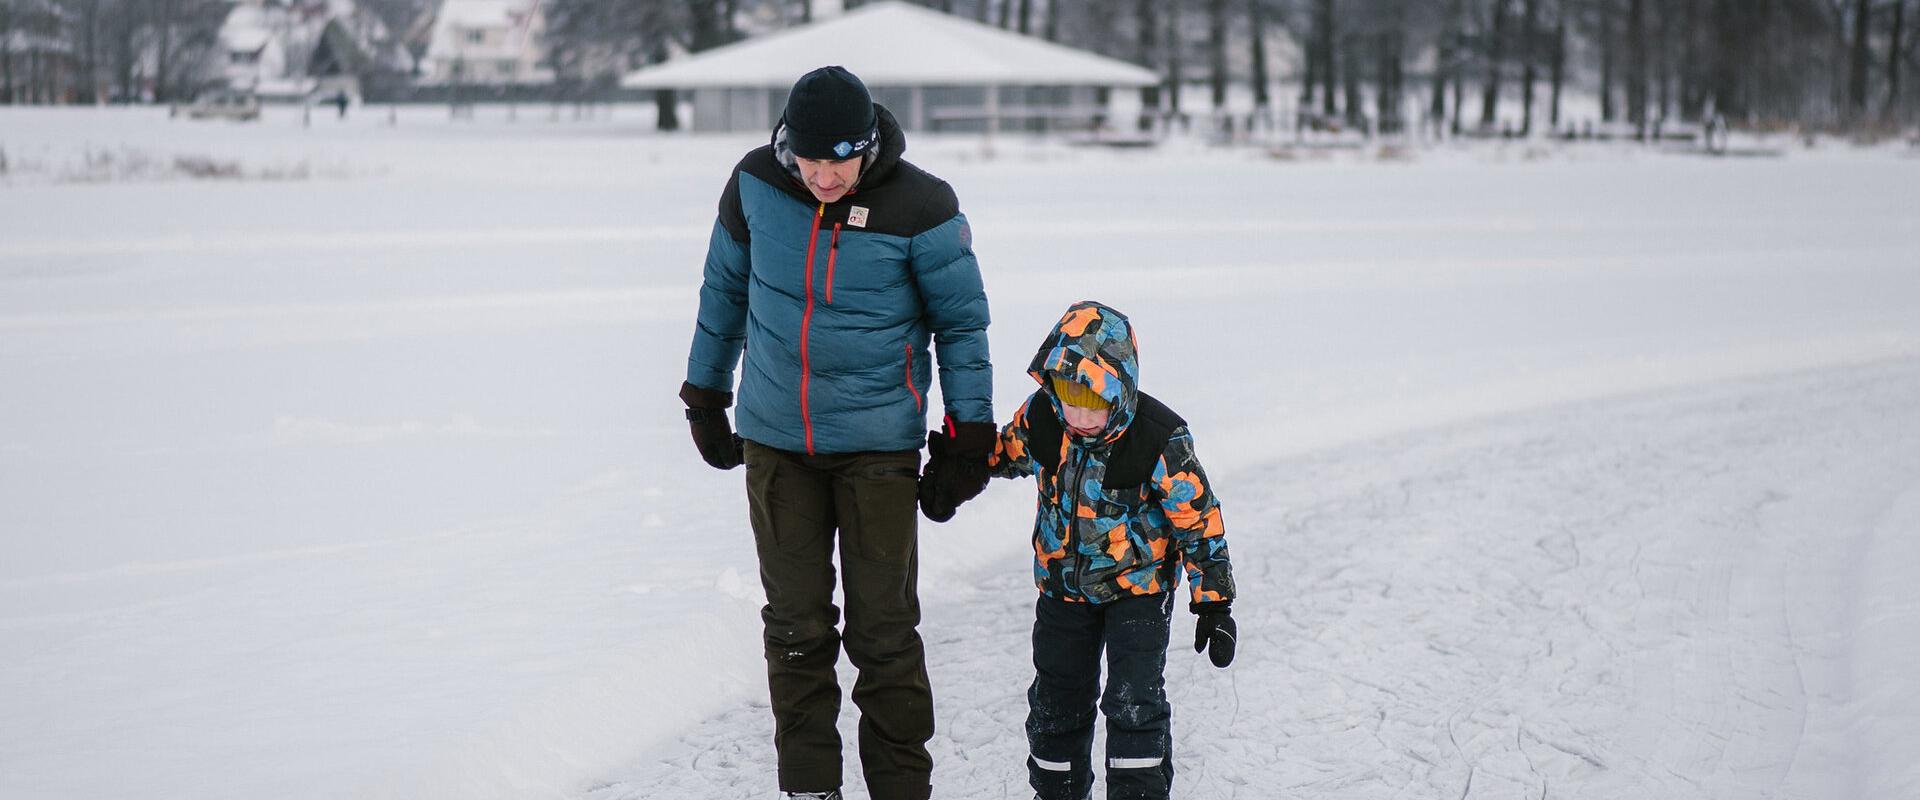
{"left": 419, "top": 0, "right": 552, "bottom": 87}
{"left": 0, "top": 0, "right": 79, "bottom": 104}
{"left": 217, "top": 0, "right": 408, "bottom": 100}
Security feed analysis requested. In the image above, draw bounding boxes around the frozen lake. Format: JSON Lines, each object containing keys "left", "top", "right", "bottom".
{"left": 2, "top": 106, "right": 1918, "bottom": 799}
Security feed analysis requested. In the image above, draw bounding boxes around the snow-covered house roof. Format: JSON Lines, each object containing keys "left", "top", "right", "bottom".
{"left": 621, "top": 1, "right": 1159, "bottom": 90}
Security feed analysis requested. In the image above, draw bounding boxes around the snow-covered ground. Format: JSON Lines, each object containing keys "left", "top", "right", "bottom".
{"left": 2, "top": 105, "right": 1917, "bottom": 800}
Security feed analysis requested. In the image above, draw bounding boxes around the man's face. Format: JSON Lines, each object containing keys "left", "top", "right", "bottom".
{"left": 795, "top": 155, "right": 862, "bottom": 203}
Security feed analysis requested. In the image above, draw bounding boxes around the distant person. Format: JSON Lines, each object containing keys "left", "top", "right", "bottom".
{"left": 678, "top": 65, "right": 995, "bottom": 800}
{"left": 333, "top": 91, "right": 349, "bottom": 119}
{"left": 985, "top": 301, "right": 1238, "bottom": 800}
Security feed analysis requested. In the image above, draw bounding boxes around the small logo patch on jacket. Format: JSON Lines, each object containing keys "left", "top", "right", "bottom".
{"left": 849, "top": 206, "right": 870, "bottom": 228}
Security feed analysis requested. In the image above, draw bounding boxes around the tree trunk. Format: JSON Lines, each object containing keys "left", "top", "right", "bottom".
{"left": 1208, "top": 0, "right": 1228, "bottom": 111}
{"left": 1138, "top": 0, "right": 1160, "bottom": 126}
{"left": 1849, "top": 0, "right": 1871, "bottom": 123}
{"left": 1451, "top": 39, "right": 1465, "bottom": 134}
{"left": 1601, "top": 0, "right": 1617, "bottom": 121}
{"left": 1167, "top": 0, "right": 1183, "bottom": 116}
{"left": 1890, "top": 0, "right": 1908, "bottom": 120}
{"left": 1433, "top": 0, "right": 1461, "bottom": 133}
{"left": 654, "top": 89, "right": 680, "bottom": 131}
{"left": 1709, "top": 0, "right": 1742, "bottom": 121}
{"left": 1550, "top": 9, "right": 1566, "bottom": 128}
{"left": 1044, "top": 0, "right": 1060, "bottom": 41}
{"left": 649, "top": 41, "right": 679, "bottom": 131}
{"left": 1319, "top": 0, "right": 1337, "bottom": 117}
{"left": 1627, "top": 0, "right": 1647, "bottom": 134}
{"left": 1520, "top": 0, "right": 1538, "bottom": 135}
{"left": 1249, "top": 0, "right": 1270, "bottom": 112}
{"left": 1018, "top": 0, "right": 1033, "bottom": 34}
{"left": 80, "top": 0, "right": 101, "bottom": 104}
{"left": 1481, "top": 0, "right": 1508, "bottom": 129}
{"left": 156, "top": 0, "right": 179, "bottom": 103}
{"left": 1678, "top": 0, "right": 1703, "bottom": 120}
{"left": 1342, "top": 30, "right": 1363, "bottom": 128}
{"left": 1650, "top": 0, "right": 1665, "bottom": 122}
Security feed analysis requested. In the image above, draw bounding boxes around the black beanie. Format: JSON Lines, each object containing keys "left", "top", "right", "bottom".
{"left": 783, "top": 66, "right": 878, "bottom": 160}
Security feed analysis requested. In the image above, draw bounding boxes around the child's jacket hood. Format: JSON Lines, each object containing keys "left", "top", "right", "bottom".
{"left": 1028, "top": 301, "right": 1140, "bottom": 445}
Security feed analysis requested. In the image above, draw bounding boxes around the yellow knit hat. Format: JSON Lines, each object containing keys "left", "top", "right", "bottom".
{"left": 1050, "top": 375, "right": 1110, "bottom": 410}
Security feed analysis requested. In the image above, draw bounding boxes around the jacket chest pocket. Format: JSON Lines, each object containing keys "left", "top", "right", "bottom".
{"left": 824, "top": 236, "right": 914, "bottom": 298}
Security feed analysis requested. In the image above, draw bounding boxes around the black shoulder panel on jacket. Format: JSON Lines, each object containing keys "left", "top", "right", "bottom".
{"left": 717, "top": 165, "right": 751, "bottom": 244}
{"left": 842, "top": 159, "right": 959, "bottom": 239}
{"left": 1104, "top": 393, "right": 1186, "bottom": 490}
{"left": 1025, "top": 391, "right": 1186, "bottom": 493}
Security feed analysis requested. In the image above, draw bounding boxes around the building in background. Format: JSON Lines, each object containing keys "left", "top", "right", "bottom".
{"left": 217, "top": 0, "right": 410, "bottom": 100}
{"left": 419, "top": 0, "right": 552, "bottom": 88}
{"left": 619, "top": 1, "right": 1158, "bottom": 135}
{"left": 0, "top": 0, "right": 79, "bottom": 104}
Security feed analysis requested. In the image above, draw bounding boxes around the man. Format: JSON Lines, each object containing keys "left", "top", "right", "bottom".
{"left": 679, "top": 66, "right": 996, "bottom": 800}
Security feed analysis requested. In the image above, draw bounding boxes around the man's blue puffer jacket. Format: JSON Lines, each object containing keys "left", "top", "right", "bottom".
{"left": 687, "top": 104, "right": 991, "bottom": 454}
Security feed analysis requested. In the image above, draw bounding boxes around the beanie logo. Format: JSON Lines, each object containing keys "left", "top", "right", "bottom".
{"left": 834, "top": 141, "right": 853, "bottom": 158}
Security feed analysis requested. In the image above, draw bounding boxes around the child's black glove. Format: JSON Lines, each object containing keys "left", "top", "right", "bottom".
{"left": 1192, "top": 602, "right": 1235, "bottom": 668}
{"left": 679, "top": 381, "right": 744, "bottom": 470}
{"left": 917, "top": 420, "right": 996, "bottom": 522}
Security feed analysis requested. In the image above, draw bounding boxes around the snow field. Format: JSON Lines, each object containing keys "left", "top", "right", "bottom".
{"left": 2, "top": 105, "right": 1918, "bottom": 798}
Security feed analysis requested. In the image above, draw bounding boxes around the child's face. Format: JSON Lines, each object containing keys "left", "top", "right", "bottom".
{"left": 1061, "top": 403, "right": 1110, "bottom": 436}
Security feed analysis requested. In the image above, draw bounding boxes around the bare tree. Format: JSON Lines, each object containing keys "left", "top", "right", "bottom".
{"left": 1431, "top": 0, "right": 1464, "bottom": 134}
{"left": 1550, "top": 1, "right": 1568, "bottom": 128}
{"left": 1248, "top": 0, "right": 1272, "bottom": 120}
{"left": 1389, "top": 1, "right": 1413, "bottom": 132}
{"left": 1481, "top": 0, "right": 1509, "bottom": 129}
{"left": 1520, "top": 0, "right": 1539, "bottom": 134}
{"left": 150, "top": 0, "right": 227, "bottom": 102}
{"left": 1317, "top": 0, "right": 1337, "bottom": 117}
{"left": 1627, "top": 0, "right": 1647, "bottom": 134}
{"left": 1599, "top": 0, "right": 1618, "bottom": 121}
{"left": 1207, "top": 0, "right": 1227, "bottom": 112}
{"left": 1136, "top": 0, "right": 1160, "bottom": 127}
{"left": 1166, "top": 0, "right": 1183, "bottom": 117}
{"left": 1848, "top": 0, "right": 1872, "bottom": 120}
{"left": 1889, "top": 0, "right": 1908, "bottom": 119}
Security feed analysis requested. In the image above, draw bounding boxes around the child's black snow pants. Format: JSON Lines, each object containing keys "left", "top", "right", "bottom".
{"left": 1027, "top": 590, "right": 1176, "bottom": 800}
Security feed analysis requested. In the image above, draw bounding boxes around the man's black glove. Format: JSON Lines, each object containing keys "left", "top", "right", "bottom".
{"left": 917, "top": 420, "right": 997, "bottom": 522}
{"left": 679, "top": 381, "right": 744, "bottom": 470}
{"left": 1192, "top": 601, "right": 1236, "bottom": 668}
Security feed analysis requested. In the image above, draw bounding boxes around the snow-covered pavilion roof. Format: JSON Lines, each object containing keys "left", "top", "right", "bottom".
{"left": 621, "top": 1, "right": 1159, "bottom": 90}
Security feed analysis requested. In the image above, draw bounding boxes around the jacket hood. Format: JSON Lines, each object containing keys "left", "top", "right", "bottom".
{"left": 1029, "top": 301, "right": 1140, "bottom": 445}
{"left": 772, "top": 103, "right": 906, "bottom": 193}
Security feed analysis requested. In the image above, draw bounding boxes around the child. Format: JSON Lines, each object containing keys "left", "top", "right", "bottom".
{"left": 986, "top": 301, "right": 1237, "bottom": 800}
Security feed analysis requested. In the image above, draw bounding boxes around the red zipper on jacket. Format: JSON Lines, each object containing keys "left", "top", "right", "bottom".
{"left": 826, "top": 224, "right": 841, "bottom": 305}
{"left": 904, "top": 342, "right": 923, "bottom": 412}
{"left": 799, "top": 203, "right": 824, "bottom": 455}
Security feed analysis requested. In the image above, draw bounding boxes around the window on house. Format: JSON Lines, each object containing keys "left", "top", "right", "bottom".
{"left": 464, "top": 29, "right": 485, "bottom": 45}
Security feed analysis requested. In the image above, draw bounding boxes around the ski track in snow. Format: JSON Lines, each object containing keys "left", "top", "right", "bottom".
{"left": 585, "top": 358, "right": 1920, "bottom": 800}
